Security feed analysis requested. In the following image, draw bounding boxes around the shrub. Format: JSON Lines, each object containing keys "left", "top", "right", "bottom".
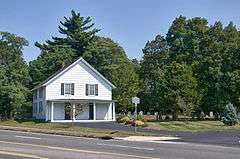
{"left": 136, "top": 115, "right": 146, "bottom": 122}
{"left": 117, "top": 116, "right": 131, "bottom": 124}
{"left": 222, "top": 103, "right": 239, "bottom": 126}
{"left": 131, "top": 120, "right": 147, "bottom": 127}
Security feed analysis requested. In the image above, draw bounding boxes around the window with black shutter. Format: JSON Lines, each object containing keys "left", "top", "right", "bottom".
{"left": 61, "top": 83, "right": 74, "bottom": 95}
{"left": 86, "top": 84, "right": 98, "bottom": 96}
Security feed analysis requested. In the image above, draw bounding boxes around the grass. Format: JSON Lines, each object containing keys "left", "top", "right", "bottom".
{"left": 0, "top": 119, "right": 164, "bottom": 138}
{"left": 146, "top": 120, "right": 240, "bottom": 132}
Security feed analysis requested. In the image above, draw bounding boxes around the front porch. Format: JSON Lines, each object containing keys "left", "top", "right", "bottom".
{"left": 46, "top": 99, "right": 116, "bottom": 122}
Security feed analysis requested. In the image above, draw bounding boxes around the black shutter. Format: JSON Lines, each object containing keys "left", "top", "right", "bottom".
{"left": 86, "top": 84, "right": 89, "bottom": 96}
{"left": 61, "top": 83, "right": 64, "bottom": 95}
{"left": 95, "top": 84, "right": 98, "bottom": 96}
{"left": 71, "top": 83, "right": 74, "bottom": 95}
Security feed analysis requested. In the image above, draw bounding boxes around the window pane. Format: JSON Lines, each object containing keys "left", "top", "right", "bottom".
{"left": 39, "top": 101, "right": 43, "bottom": 113}
{"left": 64, "top": 84, "right": 71, "bottom": 94}
{"left": 34, "top": 90, "right": 37, "bottom": 99}
{"left": 89, "top": 84, "right": 95, "bottom": 95}
{"left": 39, "top": 88, "right": 43, "bottom": 98}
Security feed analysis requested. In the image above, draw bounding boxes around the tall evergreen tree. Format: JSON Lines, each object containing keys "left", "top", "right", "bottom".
{"left": 30, "top": 10, "right": 100, "bottom": 86}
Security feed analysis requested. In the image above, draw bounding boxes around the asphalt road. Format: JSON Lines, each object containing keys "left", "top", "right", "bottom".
{"left": 0, "top": 130, "right": 240, "bottom": 159}
{"left": 71, "top": 122, "right": 240, "bottom": 147}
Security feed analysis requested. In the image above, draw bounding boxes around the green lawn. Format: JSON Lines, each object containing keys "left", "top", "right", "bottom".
{"left": 0, "top": 119, "right": 163, "bottom": 138}
{"left": 146, "top": 120, "right": 240, "bottom": 132}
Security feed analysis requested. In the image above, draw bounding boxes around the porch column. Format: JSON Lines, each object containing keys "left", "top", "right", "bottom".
{"left": 93, "top": 102, "right": 96, "bottom": 120}
{"left": 51, "top": 102, "right": 54, "bottom": 122}
{"left": 108, "top": 103, "right": 112, "bottom": 120}
{"left": 112, "top": 102, "right": 116, "bottom": 121}
{"left": 72, "top": 103, "right": 76, "bottom": 121}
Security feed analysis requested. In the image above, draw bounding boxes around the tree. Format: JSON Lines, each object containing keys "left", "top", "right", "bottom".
{"left": 84, "top": 37, "right": 141, "bottom": 112}
{"left": 35, "top": 10, "right": 100, "bottom": 57}
{"left": 139, "top": 35, "right": 169, "bottom": 117}
{"left": 222, "top": 102, "right": 239, "bottom": 126}
{"left": 159, "top": 62, "right": 198, "bottom": 120}
{"left": 0, "top": 32, "right": 30, "bottom": 119}
{"left": 165, "top": 16, "right": 240, "bottom": 116}
{"left": 30, "top": 10, "right": 99, "bottom": 86}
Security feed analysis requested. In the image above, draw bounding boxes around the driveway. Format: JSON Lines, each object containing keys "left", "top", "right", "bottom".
{"left": 69, "top": 122, "right": 240, "bottom": 147}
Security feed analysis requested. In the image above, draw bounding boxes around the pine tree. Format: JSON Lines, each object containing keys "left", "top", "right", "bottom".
{"left": 222, "top": 103, "right": 239, "bottom": 126}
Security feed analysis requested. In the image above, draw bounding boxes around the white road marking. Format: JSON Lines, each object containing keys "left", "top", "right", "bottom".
{"left": 0, "top": 140, "right": 160, "bottom": 159}
{"left": 0, "top": 129, "right": 97, "bottom": 140}
{"left": 15, "top": 135, "right": 41, "bottom": 140}
{"left": 0, "top": 150, "right": 47, "bottom": 159}
{"left": 97, "top": 143, "right": 154, "bottom": 151}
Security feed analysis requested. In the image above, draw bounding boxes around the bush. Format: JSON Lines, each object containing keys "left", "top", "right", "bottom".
{"left": 222, "top": 103, "right": 239, "bottom": 126}
{"left": 131, "top": 120, "right": 147, "bottom": 127}
{"left": 136, "top": 115, "right": 146, "bottom": 122}
{"left": 117, "top": 116, "right": 131, "bottom": 124}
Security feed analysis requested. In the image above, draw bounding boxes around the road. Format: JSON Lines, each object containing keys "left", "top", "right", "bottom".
{"left": 72, "top": 122, "right": 240, "bottom": 147}
{"left": 0, "top": 130, "right": 239, "bottom": 159}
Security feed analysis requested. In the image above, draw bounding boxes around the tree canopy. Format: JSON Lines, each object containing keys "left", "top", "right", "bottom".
{"left": 139, "top": 16, "right": 240, "bottom": 119}
{"left": 0, "top": 32, "right": 30, "bottom": 119}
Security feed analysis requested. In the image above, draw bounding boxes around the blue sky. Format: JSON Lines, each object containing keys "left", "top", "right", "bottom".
{"left": 0, "top": 0, "right": 240, "bottom": 62}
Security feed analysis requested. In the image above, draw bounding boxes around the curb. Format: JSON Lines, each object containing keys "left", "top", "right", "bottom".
{"left": 0, "top": 125, "right": 114, "bottom": 140}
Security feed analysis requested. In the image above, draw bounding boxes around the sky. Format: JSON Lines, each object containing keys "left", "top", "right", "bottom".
{"left": 0, "top": 0, "right": 240, "bottom": 62}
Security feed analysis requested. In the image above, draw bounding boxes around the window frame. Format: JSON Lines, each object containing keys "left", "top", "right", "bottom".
{"left": 39, "top": 87, "right": 43, "bottom": 98}
{"left": 64, "top": 83, "right": 72, "bottom": 95}
{"left": 89, "top": 84, "right": 95, "bottom": 95}
{"left": 39, "top": 101, "right": 43, "bottom": 113}
{"left": 33, "top": 90, "right": 37, "bottom": 100}
{"left": 86, "top": 84, "right": 98, "bottom": 96}
{"left": 33, "top": 103, "right": 37, "bottom": 114}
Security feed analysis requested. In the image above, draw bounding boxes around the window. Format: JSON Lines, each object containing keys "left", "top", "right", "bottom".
{"left": 33, "top": 103, "right": 37, "bottom": 113}
{"left": 39, "top": 101, "right": 43, "bottom": 113}
{"left": 61, "top": 83, "right": 74, "bottom": 95}
{"left": 33, "top": 90, "right": 37, "bottom": 100}
{"left": 64, "top": 84, "right": 71, "bottom": 95}
{"left": 89, "top": 84, "right": 95, "bottom": 95}
{"left": 39, "top": 87, "right": 43, "bottom": 98}
{"left": 86, "top": 84, "right": 98, "bottom": 96}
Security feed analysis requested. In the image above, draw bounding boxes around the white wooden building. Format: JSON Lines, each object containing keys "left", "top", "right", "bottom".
{"left": 32, "top": 57, "right": 116, "bottom": 122}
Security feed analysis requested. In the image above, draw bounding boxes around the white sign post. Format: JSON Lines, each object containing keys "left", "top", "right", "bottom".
{"left": 132, "top": 96, "right": 140, "bottom": 133}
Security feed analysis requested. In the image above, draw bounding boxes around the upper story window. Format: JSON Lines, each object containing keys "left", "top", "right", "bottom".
{"left": 86, "top": 84, "right": 98, "bottom": 96}
{"left": 61, "top": 83, "right": 74, "bottom": 95}
{"left": 33, "top": 103, "right": 37, "bottom": 113}
{"left": 39, "top": 87, "right": 43, "bottom": 98}
{"left": 33, "top": 90, "right": 37, "bottom": 100}
{"left": 39, "top": 101, "right": 43, "bottom": 113}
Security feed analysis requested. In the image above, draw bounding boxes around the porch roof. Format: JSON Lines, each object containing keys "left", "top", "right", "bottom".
{"left": 46, "top": 99, "right": 117, "bottom": 103}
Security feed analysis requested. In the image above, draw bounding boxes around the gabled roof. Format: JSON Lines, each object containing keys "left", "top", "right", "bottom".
{"left": 32, "top": 57, "right": 116, "bottom": 90}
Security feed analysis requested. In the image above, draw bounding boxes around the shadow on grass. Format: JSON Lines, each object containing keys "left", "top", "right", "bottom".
{"left": 15, "top": 118, "right": 47, "bottom": 124}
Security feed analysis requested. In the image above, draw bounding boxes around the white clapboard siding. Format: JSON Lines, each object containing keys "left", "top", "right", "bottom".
{"left": 32, "top": 86, "right": 46, "bottom": 119}
{"left": 45, "top": 60, "right": 112, "bottom": 100}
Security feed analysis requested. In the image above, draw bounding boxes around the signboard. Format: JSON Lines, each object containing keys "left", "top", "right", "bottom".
{"left": 132, "top": 96, "right": 140, "bottom": 105}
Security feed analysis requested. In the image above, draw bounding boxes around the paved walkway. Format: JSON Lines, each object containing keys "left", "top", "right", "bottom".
{"left": 68, "top": 122, "right": 240, "bottom": 147}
